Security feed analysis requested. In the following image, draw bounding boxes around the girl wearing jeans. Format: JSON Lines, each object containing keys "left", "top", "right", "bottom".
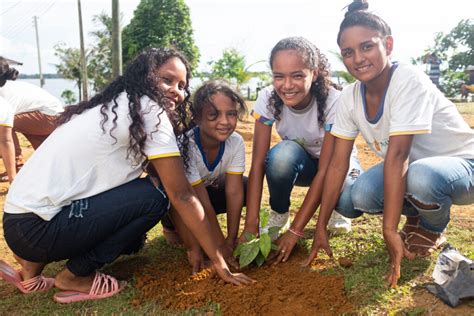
{"left": 241, "top": 37, "right": 362, "bottom": 263}
{"left": 306, "top": 0, "right": 474, "bottom": 287}
{"left": 0, "top": 48, "right": 252, "bottom": 303}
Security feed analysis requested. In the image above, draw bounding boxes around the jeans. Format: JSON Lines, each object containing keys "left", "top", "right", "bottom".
{"left": 265, "top": 140, "right": 363, "bottom": 214}
{"left": 337, "top": 157, "right": 474, "bottom": 233}
{"left": 3, "top": 177, "right": 169, "bottom": 277}
{"left": 161, "top": 175, "right": 248, "bottom": 230}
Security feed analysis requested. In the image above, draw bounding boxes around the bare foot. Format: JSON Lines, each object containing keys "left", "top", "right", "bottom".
{"left": 13, "top": 253, "right": 46, "bottom": 280}
{"left": 55, "top": 268, "right": 95, "bottom": 293}
{"left": 163, "top": 229, "right": 184, "bottom": 247}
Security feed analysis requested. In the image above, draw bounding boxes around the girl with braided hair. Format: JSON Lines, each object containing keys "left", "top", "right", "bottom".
{"left": 0, "top": 48, "right": 252, "bottom": 303}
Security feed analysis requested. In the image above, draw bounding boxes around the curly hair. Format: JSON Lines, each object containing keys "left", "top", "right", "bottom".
{"left": 192, "top": 79, "right": 247, "bottom": 124}
{"left": 268, "top": 37, "right": 338, "bottom": 128}
{"left": 0, "top": 57, "right": 19, "bottom": 87}
{"left": 337, "top": 0, "right": 392, "bottom": 45}
{"left": 57, "top": 48, "right": 194, "bottom": 170}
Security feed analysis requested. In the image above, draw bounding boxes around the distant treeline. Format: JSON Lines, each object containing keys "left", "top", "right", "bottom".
{"left": 18, "top": 73, "right": 63, "bottom": 79}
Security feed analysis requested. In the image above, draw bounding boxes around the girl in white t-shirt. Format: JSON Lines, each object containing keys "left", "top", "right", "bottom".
{"left": 240, "top": 37, "right": 362, "bottom": 263}
{"left": 162, "top": 80, "right": 248, "bottom": 273}
{"left": 306, "top": 1, "right": 474, "bottom": 287}
{"left": 0, "top": 49, "right": 252, "bottom": 303}
{"left": 0, "top": 57, "right": 63, "bottom": 183}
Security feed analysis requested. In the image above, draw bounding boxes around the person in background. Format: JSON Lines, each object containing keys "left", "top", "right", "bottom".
{"left": 0, "top": 57, "right": 63, "bottom": 183}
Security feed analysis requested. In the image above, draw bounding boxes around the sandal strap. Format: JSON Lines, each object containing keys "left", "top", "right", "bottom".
{"left": 90, "top": 272, "right": 119, "bottom": 296}
{"left": 20, "top": 275, "right": 51, "bottom": 292}
{"left": 406, "top": 231, "right": 438, "bottom": 245}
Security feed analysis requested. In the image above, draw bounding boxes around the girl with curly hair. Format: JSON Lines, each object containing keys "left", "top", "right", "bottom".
{"left": 0, "top": 48, "right": 252, "bottom": 303}
{"left": 0, "top": 57, "right": 63, "bottom": 183}
{"left": 163, "top": 80, "right": 248, "bottom": 273}
{"left": 305, "top": 0, "right": 474, "bottom": 287}
{"left": 240, "top": 37, "right": 362, "bottom": 262}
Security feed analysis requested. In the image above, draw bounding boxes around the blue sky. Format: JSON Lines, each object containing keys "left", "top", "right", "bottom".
{"left": 0, "top": 0, "right": 472, "bottom": 74}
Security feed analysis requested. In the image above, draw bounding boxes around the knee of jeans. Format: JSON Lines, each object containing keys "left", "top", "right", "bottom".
{"left": 335, "top": 189, "right": 361, "bottom": 219}
{"left": 266, "top": 141, "right": 304, "bottom": 181}
{"left": 350, "top": 180, "right": 382, "bottom": 214}
{"left": 406, "top": 163, "right": 444, "bottom": 209}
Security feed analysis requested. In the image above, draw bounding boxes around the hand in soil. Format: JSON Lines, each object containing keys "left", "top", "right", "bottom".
{"left": 212, "top": 261, "right": 255, "bottom": 285}
{"left": 187, "top": 248, "right": 208, "bottom": 274}
{"left": 383, "top": 230, "right": 415, "bottom": 287}
{"left": 304, "top": 228, "right": 333, "bottom": 266}
{"left": 271, "top": 231, "right": 299, "bottom": 264}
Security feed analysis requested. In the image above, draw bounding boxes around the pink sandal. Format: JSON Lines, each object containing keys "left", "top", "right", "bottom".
{"left": 0, "top": 260, "right": 55, "bottom": 294}
{"left": 53, "top": 272, "right": 126, "bottom": 303}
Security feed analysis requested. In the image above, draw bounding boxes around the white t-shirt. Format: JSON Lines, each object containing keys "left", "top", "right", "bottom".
{"left": 331, "top": 63, "right": 474, "bottom": 161}
{"left": 0, "top": 96, "right": 15, "bottom": 127}
{"left": 4, "top": 92, "right": 180, "bottom": 220}
{"left": 185, "top": 127, "right": 245, "bottom": 186}
{"left": 252, "top": 85, "right": 340, "bottom": 158}
{"left": 0, "top": 81, "right": 63, "bottom": 127}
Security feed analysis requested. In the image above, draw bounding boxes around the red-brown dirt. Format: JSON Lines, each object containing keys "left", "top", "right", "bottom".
{"left": 133, "top": 247, "right": 353, "bottom": 315}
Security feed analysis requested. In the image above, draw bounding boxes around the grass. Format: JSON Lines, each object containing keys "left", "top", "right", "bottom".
{"left": 0, "top": 102, "right": 472, "bottom": 314}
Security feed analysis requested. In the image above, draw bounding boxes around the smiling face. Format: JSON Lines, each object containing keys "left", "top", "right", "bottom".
{"left": 156, "top": 57, "right": 188, "bottom": 110}
{"left": 339, "top": 26, "right": 393, "bottom": 86}
{"left": 271, "top": 49, "right": 317, "bottom": 110}
{"left": 198, "top": 92, "right": 238, "bottom": 145}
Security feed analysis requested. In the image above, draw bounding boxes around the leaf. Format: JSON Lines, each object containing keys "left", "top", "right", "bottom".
{"left": 271, "top": 243, "right": 279, "bottom": 251}
{"left": 260, "top": 209, "right": 269, "bottom": 228}
{"left": 233, "top": 243, "right": 244, "bottom": 257}
{"left": 268, "top": 226, "right": 281, "bottom": 240}
{"left": 259, "top": 233, "right": 271, "bottom": 258}
{"left": 243, "top": 232, "right": 256, "bottom": 242}
{"left": 239, "top": 239, "right": 260, "bottom": 268}
{"left": 255, "top": 252, "right": 265, "bottom": 267}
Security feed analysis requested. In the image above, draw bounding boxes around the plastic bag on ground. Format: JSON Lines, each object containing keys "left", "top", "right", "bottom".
{"left": 425, "top": 244, "right": 474, "bottom": 307}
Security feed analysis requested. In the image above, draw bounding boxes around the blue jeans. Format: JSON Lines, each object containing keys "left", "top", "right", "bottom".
{"left": 3, "top": 177, "right": 169, "bottom": 276}
{"left": 265, "top": 140, "right": 363, "bottom": 214}
{"left": 337, "top": 157, "right": 474, "bottom": 233}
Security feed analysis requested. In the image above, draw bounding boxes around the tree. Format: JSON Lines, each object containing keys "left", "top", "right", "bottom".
{"left": 330, "top": 50, "right": 355, "bottom": 85}
{"left": 61, "top": 89, "right": 77, "bottom": 105}
{"left": 413, "top": 19, "right": 473, "bottom": 96}
{"left": 122, "top": 0, "right": 199, "bottom": 69}
{"left": 54, "top": 43, "right": 83, "bottom": 99}
{"left": 54, "top": 12, "right": 114, "bottom": 99}
{"left": 206, "top": 48, "right": 266, "bottom": 90}
{"left": 87, "top": 13, "right": 114, "bottom": 92}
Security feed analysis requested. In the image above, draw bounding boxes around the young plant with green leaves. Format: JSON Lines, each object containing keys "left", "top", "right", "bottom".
{"left": 233, "top": 209, "right": 280, "bottom": 268}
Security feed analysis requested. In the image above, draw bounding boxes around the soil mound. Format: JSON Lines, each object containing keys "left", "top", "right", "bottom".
{"left": 134, "top": 248, "right": 353, "bottom": 315}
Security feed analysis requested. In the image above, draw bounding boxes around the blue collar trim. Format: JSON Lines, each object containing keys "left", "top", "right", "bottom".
{"left": 360, "top": 62, "right": 399, "bottom": 124}
{"left": 194, "top": 127, "right": 225, "bottom": 172}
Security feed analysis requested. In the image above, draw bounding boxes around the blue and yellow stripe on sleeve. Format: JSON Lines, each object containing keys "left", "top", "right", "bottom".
{"left": 251, "top": 110, "right": 273, "bottom": 126}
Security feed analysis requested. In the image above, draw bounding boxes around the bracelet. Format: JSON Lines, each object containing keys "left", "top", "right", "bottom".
{"left": 288, "top": 227, "right": 304, "bottom": 238}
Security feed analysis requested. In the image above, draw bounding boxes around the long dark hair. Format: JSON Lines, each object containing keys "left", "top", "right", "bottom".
{"left": 268, "top": 37, "right": 337, "bottom": 128}
{"left": 192, "top": 79, "right": 247, "bottom": 123}
{"left": 337, "top": 0, "right": 392, "bottom": 45}
{"left": 58, "top": 48, "right": 193, "bottom": 169}
{"left": 0, "top": 57, "right": 19, "bottom": 87}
